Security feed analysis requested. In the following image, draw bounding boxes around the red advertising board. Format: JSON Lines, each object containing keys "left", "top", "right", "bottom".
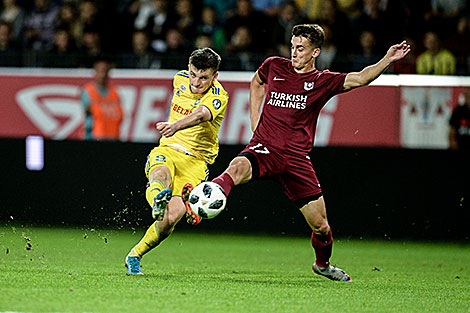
{"left": 0, "top": 69, "right": 469, "bottom": 148}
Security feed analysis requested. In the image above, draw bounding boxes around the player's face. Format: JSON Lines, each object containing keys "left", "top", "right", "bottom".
{"left": 188, "top": 64, "right": 218, "bottom": 94}
{"left": 291, "top": 36, "right": 320, "bottom": 72}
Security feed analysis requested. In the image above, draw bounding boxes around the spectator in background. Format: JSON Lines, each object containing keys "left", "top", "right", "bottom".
{"left": 196, "top": 6, "right": 225, "bottom": 52}
{"left": 203, "top": 0, "right": 237, "bottom": 22}
{"left": 119, "top": 29, "right": 158, "bottom": 69}
{"left": 351, "top": 30, "right": 382, "bottom": 71}
{"left": 42, "top": 28, "right": 79, "bottom": 68}
{"left": 57, "top": 2, "right": 81, "bottom": 46}
{"left": 23, "top": 0, "right": 59, "bottom": 51}
{"left": 75, "top": 0, "right": 104, "bottom": 47}
{"left": 224, "top": 0, "right": 270, "bottom": 53}
{"left": 78, "top": 25, "right": 103, "bottom": 68}
{"left": 160, "top": 28, "right": 189, "bottom": 69}
{"left": 194, "top": 33, "right": 212, "bottom": 49}
{"left": 449, "top": 88, "right": 470, "bottom": 149}
{"left": 173, "top": 0, "right": 197, "bottom": 40}
{"left": 426, "top": 0, "right": 466, "bottom": 35}
{"left": 313, "top": 0, "right": 352, "bottom": 50}
{"left": 0, "top": 21, "right": 21, "bottom": 66}
{"left": 252, "top": 0, "right": 286, "bottom": 16}
{"left": 293, "top": 0, "right": 322, "bottom": 21}
{"left": 131, "top": 0, "right": 155, "bottom": 29}
{"left": 134, "top": 0, "right": 171, "bottom": 53}
{"left": 416, "top": 31, "right": 456, "bottom": 75}
{"left": 0, "top": 0, "right": 24, "bottom": 41}
{"left": 82, "top": 58, "right": 123, "bottom": 141}
{"left": 354, "top": 0, "right": 393, "bottom": 51}
{"left": 446, "top": 14, "right": 470, "bottom": 75}
{"left": 225, "top": 25, "right": 259, "bottom": 71}
{"left": 336, "top": 0, "right": 361, "bottom": 21}
{"left": 271, "top": 1, "right": 309, "bottom": 58}
{"left": 315, "top": 24, "right": 348, "bottom": 71}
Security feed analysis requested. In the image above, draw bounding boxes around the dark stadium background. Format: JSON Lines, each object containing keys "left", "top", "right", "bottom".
{"left": 1, "top": 0, "right": 470, "bottom": 240}
{"left": 1, "top": 138, "right": 468, "bottom": 240}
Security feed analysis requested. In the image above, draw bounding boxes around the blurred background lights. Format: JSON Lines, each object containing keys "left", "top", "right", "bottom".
{"left": 26, "top": 136, "right": 44, "bottom": 171}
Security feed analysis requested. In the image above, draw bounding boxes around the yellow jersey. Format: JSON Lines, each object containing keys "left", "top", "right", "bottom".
{"left": 159, "top": 70, "right": 229, "bottom": 164}
{"left": 416, "top": 49, "right": 456, "bottom": 75}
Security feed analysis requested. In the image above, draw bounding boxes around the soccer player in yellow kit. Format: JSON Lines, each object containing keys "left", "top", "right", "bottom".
{"left": 126, "top": 48, "right": 228, "bottom": 275}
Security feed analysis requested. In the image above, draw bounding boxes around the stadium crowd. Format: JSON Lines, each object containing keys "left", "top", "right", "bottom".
{"left": 0, "top": 0, "right": 469, "bottom": 74}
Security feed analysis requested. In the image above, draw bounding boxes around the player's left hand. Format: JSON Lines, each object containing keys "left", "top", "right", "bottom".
{"left": 156, "top": 122, "right": 178, "bottom": 137}
{"left": 386, "top": 41, "right": 411, "bottom": 62}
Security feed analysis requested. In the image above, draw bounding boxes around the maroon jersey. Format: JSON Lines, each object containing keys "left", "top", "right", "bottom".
{"left": 253, "top": 56, "right": 348, "bottom": 154}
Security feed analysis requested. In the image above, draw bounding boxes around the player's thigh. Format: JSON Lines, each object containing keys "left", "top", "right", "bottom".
{"left": 145, "top": 146, "right": 177, "bottom": 183}
{"left": 172, "top": 154, "right": 209, "bottom": 197}
{"left": 279, "top": 156, "right": 322, "bottom": 204}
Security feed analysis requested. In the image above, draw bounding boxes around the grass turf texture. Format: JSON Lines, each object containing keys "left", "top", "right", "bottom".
{"left": 0, "top": 226, "right": 469, "bottom": 313}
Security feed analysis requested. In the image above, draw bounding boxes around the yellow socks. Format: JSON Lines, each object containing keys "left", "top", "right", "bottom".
{"left": 146, "top": 179, "right": 167, "bottom": 207}
{"left": 133, "top": 221, "right": 161, "bottom": 257}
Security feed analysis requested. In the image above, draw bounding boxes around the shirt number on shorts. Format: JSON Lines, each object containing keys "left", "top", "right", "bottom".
{"left": 249, "top": 143, "right": 270, "bottom": 154}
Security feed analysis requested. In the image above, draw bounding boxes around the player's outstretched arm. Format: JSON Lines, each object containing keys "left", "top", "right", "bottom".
{"left": 156, "top": 105, "right": 212, "bottom": 137}
{"left": 343, "top": 41, "right": 411, "bottom": 91}
{"left": 249, "top": 72, "right": 265, "bottom": 132}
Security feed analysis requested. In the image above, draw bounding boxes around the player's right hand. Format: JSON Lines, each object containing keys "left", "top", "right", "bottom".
{"left": 156, "top": 122, "right": 177, "bottom": 137}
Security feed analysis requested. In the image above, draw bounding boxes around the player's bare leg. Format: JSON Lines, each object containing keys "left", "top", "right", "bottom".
{"left": 211, "top": 156, "right": 252, "bottom": 195}
{"left": 300, "top": 197, "right": 352, "bottom": 282}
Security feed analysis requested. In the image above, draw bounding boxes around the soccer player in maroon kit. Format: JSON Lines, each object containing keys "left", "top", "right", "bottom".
{"left": 184, "top": 24, "right": 410, "bottom": 281}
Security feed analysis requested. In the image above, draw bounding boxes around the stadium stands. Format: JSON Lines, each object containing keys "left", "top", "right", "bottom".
{"left": 0, "top": 0, "right": 468, "bottom": 74}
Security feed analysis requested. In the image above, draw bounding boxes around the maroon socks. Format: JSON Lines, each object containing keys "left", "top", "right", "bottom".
{"left": 311, "top": 228, "right": 333, "bottom": 268}
{"left": 212, "top": 172, "right": 235, "bottom": 197}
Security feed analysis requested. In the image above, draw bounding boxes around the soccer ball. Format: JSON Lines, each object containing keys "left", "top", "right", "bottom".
{"left": 188, "top": 182, "right": 226, "bottom": 219}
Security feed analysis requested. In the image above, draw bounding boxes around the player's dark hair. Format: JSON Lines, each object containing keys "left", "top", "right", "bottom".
{"left": 292, "top": 24, "right": 325, "bottom": 48}
{"left": 189, "top": 47, "right": 221, "bottom": 73}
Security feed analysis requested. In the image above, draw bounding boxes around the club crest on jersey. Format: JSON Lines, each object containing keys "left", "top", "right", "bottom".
{"left": 304, "top": 82, "right": 314, "bottom": 91}
{"left": 180, "top": 84, "right": 187, "bottom": 91}
{"left": 212, "top": 98, "right": 221, "bottom": 109}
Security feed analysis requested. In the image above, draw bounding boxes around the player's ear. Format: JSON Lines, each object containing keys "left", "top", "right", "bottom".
{"left": 313, "top": 48, "right": 321, "bottom": 58}
{"left": 213, "top": 71, "right": 219, "bottom": 81}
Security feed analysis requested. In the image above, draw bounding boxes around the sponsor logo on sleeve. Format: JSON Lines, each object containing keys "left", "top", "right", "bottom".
{"left": 212, "top": 98, "right": 221, "bottom": 109}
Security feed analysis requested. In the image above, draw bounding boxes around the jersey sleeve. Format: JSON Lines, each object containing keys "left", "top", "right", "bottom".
{"left": 200, "top": 89, "right": 228, "bottom": 121}
{"left": 321, "top": 71, "right": 347, "bottom": 95}
{"left": 257, "top": 57, "right": 276, "bottom": 83}
{"left": 173, "top": 70, "right": 188, "bottom": 89}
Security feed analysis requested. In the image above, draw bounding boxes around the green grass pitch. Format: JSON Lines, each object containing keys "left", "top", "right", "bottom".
{"left": 0, "top": 225, "right": 468, "bottom": 313}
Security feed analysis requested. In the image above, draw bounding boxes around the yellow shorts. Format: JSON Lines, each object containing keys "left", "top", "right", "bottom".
{"left": 144, "top": 146, "right": 209, "bottom": 197}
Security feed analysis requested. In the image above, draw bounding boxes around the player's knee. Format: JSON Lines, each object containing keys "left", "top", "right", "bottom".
{"left": 149, "top": 167, "right": 171, "bottom": 185}
{"left": 313, "top": 222, "right": 330, "bottom": 235}
{"left": 226, "top": 158, "right": 251, "bottom": 183}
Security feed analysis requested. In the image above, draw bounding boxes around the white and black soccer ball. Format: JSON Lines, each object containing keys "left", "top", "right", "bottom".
{"left": 188, "top": 182, "right": 226, "bottom": 219}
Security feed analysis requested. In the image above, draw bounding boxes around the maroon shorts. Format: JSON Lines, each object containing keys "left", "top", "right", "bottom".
{"left": 239, "top": 141, "right": 322, "bottom": 207}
